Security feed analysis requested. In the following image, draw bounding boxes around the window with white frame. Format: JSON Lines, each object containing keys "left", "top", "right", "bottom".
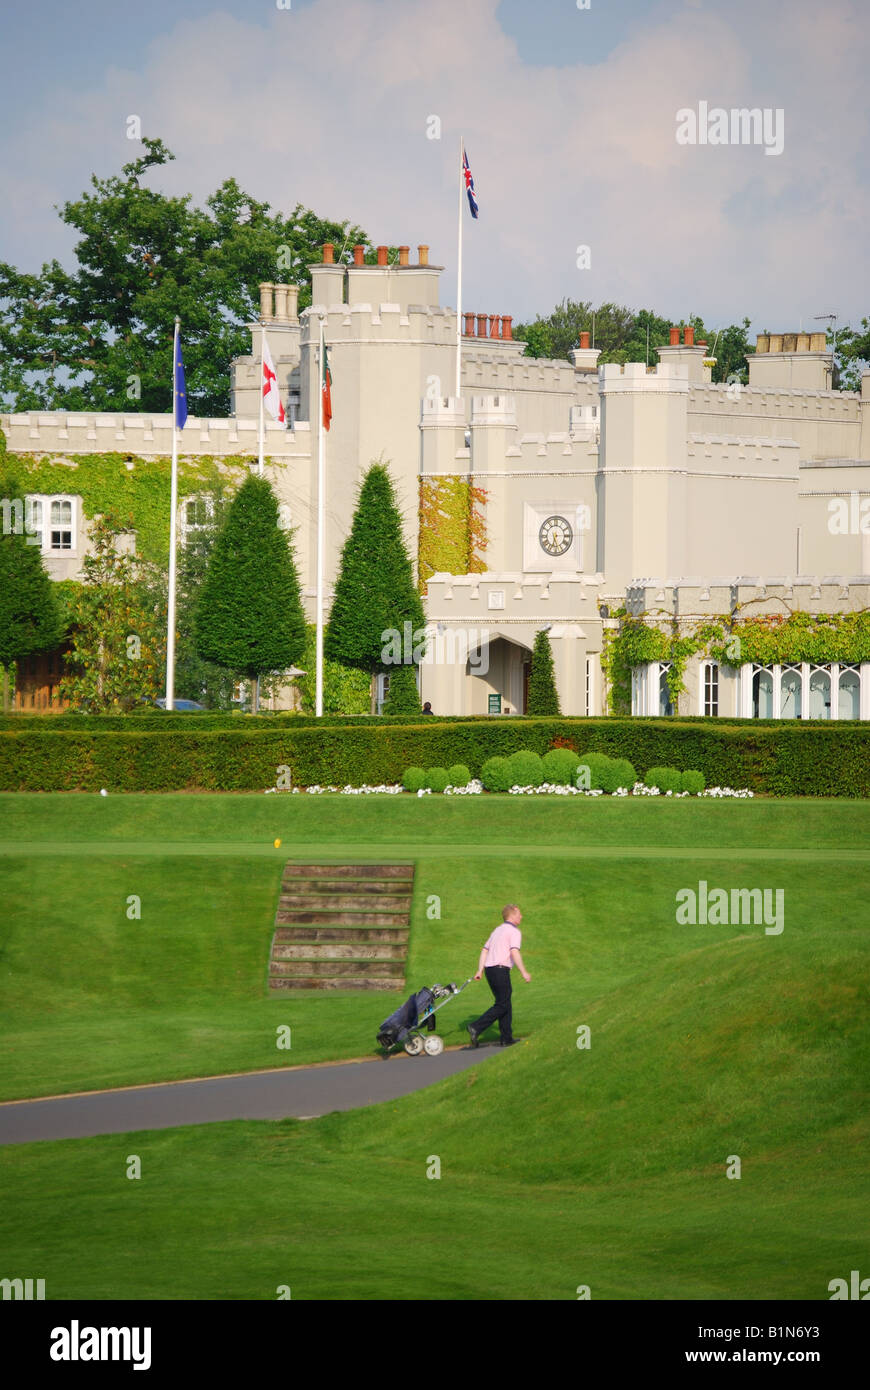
{"left": 25, "top": 495, "right": 76, "bottom": 555}
{"left": 779, "top": 665, "right": 802, "bottom": 719}
{"left": 746, "top": 663, "right": 863, "bottom": 721}
{"left": 702, "top": 662, "right": 719, "bottom": 717}
{"left": 752, "top": 666, "right": 774, "bottom": 719}
{"left": 808, "top": 667, "right": 831, "bottom": 720}
{"left": 838, "top": 666, "right": 860, "bottom": 720}
{"left": 659, "top": 662, "right": 674, "bottom": 716}
{"left": 181, "top": 495, "right": 214, "bottom": 547}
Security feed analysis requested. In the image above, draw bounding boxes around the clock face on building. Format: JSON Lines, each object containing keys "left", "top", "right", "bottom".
{"left": 538, "top": 515, "right": 573, "bottom": 557}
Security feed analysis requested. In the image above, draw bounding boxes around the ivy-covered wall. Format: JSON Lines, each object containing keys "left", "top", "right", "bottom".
{"left": 602, "top": 609, "right": 870, "bottom": 714}
{"left": 418, "top": 476, "right": 487, "bottom": 594}
{"left": 0, "top": 450, "right": 253, "bottom": 566}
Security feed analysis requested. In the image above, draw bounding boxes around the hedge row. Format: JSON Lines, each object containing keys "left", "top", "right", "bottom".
{"left": 4, "top": 711, "right": 867, "bottom": 732}
{"left": 0, "top": 719, "right": 868, "bottom": 794}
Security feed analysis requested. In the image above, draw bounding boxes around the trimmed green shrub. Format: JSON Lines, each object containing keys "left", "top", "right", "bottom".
{"left": 576, "top": 750, "right": 614, "bottom": 790}
{"left": 447, "top": 762, "right": 471, "bottom": 787}
{"left": 402, "top": 765, "right": 427, "bottom": 792}
{"left": 425, "top": 766, "right": 451, "bottom": 792}
{"left": 542, "top": 747, "right": 581, "bottom": 784}
{"left": 481, "top": 755, "right": 513, "bottom": 793}
{"left": 681, "top": 768, "right": 706, "bottom": 794}
{"left": 610, "top": 757, "right": 638, "bottom": 790}
{"left": 596, "top": 756, "right": 637, "bottom": 793}
{"left": 508, "top": 749, "right": 545, "bottom": 787}
{"left": 645, "top": 765, "right": 683, "bottom": 793}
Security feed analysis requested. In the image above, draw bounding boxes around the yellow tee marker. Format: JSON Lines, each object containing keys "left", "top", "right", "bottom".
{"left": 274, "top": 838, "right": 282, "bottom": 848}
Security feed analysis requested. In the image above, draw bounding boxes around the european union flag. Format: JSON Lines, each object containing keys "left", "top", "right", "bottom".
{"left": 174, "top": 330, "right": 188, "bottom": 430}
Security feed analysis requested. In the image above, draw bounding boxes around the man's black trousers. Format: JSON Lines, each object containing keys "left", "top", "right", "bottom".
{"left": 472, "top": 965, "right": 514, "bottom": 1043}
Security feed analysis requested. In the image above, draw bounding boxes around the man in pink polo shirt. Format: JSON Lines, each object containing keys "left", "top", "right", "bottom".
{"left": 467, "top": 905, "right": 531, "bottom": 1048}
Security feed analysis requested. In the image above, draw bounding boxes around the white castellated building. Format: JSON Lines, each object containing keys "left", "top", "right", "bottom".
{"left": 3, "top": 240, "right": 870, "bottom": 719}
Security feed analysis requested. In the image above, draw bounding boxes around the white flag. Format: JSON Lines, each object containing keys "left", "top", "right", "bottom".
{"left": 261, "top": 331, "right": 285, "bottom": 425}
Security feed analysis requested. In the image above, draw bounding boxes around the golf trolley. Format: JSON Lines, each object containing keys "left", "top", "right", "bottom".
{"left": 377, "top": 979, "right": 473, "bottom": 1057}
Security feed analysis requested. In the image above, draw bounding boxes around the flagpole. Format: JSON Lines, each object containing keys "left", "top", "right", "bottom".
{"left": 455, "top": 135, "right": 464, "bottom": 400}
{"left": 258, "top": 325, "right": 265, "bottom": 478}
{"left": 315, "top": 313, "right": 325, "bottom": 718}
{"left": 165, "top": 316, "right": 180, "bottom": 711}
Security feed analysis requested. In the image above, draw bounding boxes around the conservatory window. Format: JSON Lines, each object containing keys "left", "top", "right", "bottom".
{"left": 752, "top": 667, "right": 774, "bottom": 719}
{"left": 838, "top": 667, "right": 860, "bottom": 721}
{"left": 779, "top": 666, "right": 802, "bottom": 719}
{"left": 808, "top": 668, "right": 831, "bottom": 720}
{"left": 659, "top": 663, "right": 674, "bottom": 716}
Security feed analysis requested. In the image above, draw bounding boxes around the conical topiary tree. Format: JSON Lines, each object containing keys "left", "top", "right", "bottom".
{"left": 194, "top": 474, "right": 306, "bottom": 712}
{"left": 382, "top": 661, "right": 422, "bottom": 715}
{"left": 325, "top": 461, "right": 425, "bottom": 713}
{"left": 527, "top": 628, "right": 561, "bottom": 715}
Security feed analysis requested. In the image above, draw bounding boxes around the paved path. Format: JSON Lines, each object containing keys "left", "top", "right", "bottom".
{"left": 0, "top": 1048, "right": 500, "bottom": 1146}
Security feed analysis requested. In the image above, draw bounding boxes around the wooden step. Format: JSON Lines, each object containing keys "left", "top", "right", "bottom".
{"left": 269, "top": 977, "right": 405, "bottom": 992}
{"left": 273, "top": 943, "right": 404, "bottom": 962}
{"left": 271, "top": 958, "right": 404, "bottom": 976}
{"left": 275, "top": 910, "right": 410, "bottom": 926}
{"left": 279, "top": 892, "right": 411, "bottom": 912}
{"left": 282, "top": 864, "right": 414, "bottom": 880}
{"left": 280, "top": 878, "right": 412, "bottom": 896}
{"left": 275, "top": 926, "right": 409, "bottom": 943}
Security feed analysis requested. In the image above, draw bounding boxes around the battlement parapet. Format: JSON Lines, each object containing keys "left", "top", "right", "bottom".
{"left": 687, "top": 432, "right": 799, "bottom": 449}
{"left": 689, "top": 382, "right": 861, "bottom": 420}
{"left": 0, "top": 411, "right": 311, "bottom": 459}
{"left": 461, "top": 351, "right": 577, "bottom": 393}
{"left": 599, "top": 362, "right": 689, "bottom": 394}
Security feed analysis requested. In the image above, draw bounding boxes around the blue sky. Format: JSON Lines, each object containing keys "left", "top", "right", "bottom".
{"left": 2, "top": 0, "right": 868, "bottom": 338}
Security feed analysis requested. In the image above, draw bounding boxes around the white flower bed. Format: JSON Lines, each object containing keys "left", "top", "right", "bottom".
{"left": 267, "top": 778, "right": 753, "bottom": 797}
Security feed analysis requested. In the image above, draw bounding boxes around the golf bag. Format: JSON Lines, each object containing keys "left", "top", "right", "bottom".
{"left": 377, "top": 987, "right": 439, "bottom": 1048}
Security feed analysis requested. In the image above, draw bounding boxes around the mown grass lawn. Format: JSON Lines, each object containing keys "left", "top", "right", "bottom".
{"left": 0, "top": 794, "right": 867, "bottom": 1299}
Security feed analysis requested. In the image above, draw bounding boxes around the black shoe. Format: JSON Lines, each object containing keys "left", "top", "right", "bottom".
{"left": 501, "top": 1038, "right": 518, "bottom": 1047}
{"left": 467, "top": 1025, "right": 480, "bottom": 1048}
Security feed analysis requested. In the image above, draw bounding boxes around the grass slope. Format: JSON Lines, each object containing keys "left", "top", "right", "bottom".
{"left": 1, "top": 927, "right": 866, "bottom": 1299}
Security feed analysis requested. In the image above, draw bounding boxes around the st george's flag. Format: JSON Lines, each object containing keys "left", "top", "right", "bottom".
{"left": 463, "top": 146, "right": 479, "bottom": 219}
{"left": 261, "top": 331, "right": 285, "bottom": 424}
{"left": 174, "top": 330, "right": 188, "bottom": 429}
{"left": 322, "top": 342, "right": 332, "bottom": 431}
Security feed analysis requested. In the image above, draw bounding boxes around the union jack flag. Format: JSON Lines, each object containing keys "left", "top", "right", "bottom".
{"left": 463, "top": 147, "right": 479, "bottom": 219}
